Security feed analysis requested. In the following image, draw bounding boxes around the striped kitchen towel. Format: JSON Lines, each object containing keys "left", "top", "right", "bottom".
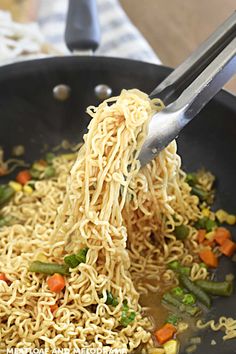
{"left": 37, "top": 0, "right": 161, "bottom": 64}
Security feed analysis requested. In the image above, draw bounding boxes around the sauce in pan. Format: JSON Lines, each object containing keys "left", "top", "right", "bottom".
{"left": 139, "top": 287, "right": 199, "bottom": 352}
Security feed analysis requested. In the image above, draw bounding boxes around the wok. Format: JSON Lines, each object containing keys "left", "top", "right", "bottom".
{"left": 0, "top": 1, "right": 235, "bottom": 353}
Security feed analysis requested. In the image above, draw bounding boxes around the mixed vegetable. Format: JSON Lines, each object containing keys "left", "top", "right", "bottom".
{"left": 47, "top": 273, "right": 66, "bottom": 293}
{"left": 0, "top": 148, "right": 235, "bottom": 354}
{"left": 152, "top": 170, "right": 236, "bottom": 353}
{"left": 155, "top": 323, "right": 177, "bottom": 345}
{"left": 181, "top": 172, "right": 236, "bottom": 267}
{"left": 29, "top": 261, "right": 70, "bottom": 276}
{"left": 0, "top": 151, "right": 59, "bottom": 227}
{"left": 64, "top": 248, "right": 88, "bottom": 268}
{"left": 154, "top": 271, "right": 234, "bottom": 353}
{"left": 0, "top": 150, "right": 85, "bottom": 228}
{"left": 0, "top": 272, "right": 11, "bottom": 285}
{"left": 29, "top": 247, "right": 88, "bottom": 289}
{"left": 29, "top": 248, "right": 136, "bottom": 326}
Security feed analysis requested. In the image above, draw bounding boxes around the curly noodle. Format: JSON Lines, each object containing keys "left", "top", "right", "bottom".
{"left": 0, "top": 89, "right": 230, "bottom": 351}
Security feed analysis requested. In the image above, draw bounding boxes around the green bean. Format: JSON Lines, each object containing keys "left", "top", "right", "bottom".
{"left": 162, "top": 292, "right": 200, "bottom": 316}
{"left": 0, "top": 185, "right": 15, "bottom": 207}
{"left": 179, "top": 266, "right": 191, "bottom": 276}
{"left": 168, "top": 261, "right": 190, "bottom": 276}
{"left": 179, "top": 274, "right": 211, "bottom": 308}
{"left": 163, "top": 292, "right": 184, "bottom": 309}
{"left": 29, "top": 261, "right": 70, "bottom": 275}
{"left": 174, "top": 225, "right": 189, "bottom": 240}
{"left": 191, "top": 186, "right": 209, "bottom": 202}
{"left": 185, "top": 304, "right": 201, "bottom": 317}
{"left": 186, "top": 173, "right": 198, "bottom": 187}
{"left": 171, "top": 287, "right": 196, "bottom": 305}
{"left": 45, "top": 152, "right": 55, "bottom": 164}
{"left": 195, "top": 280, "right": 233, "bottom": 297}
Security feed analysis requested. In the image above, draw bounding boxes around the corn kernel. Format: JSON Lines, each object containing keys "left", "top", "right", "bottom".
{"left": 177, "top": 321, "right": 189, "bottom": 333}
{"left": 148, "top": 349, "right": 165, "bottom": 354}
{"left": 226, "top": 214, "right": 236, "bottom": 225}
{"left": 36, "top": 253, "right": 48, "bottom": 262}
{"left": 9, "top": 181, "right": 22, "bottom": 192}
{"left": 205, "top": 231, "right": 215, "bottom": 241}
{"left": 215, "top": 209, "right": 228, "bottom": 223}
{"left": 23, "top": 185, "right": 33, "bottom": 195}
{"left": 163, "top": 339, "right": 180, "bottom": 354}
{"left": 61, "top": 153, "right": 76, "bottom": 160}
{"left": 32, "top": 162, "right": 46, "bottom": 172}
{"left": 209, "top": 212, "right": 216, "bottom": 221}
{"left": 202, "top": 208, "right": 210, "bottom": 217}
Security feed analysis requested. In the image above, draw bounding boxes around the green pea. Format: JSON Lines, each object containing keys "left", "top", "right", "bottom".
{"left": 44, "top": 166, "right": 56, "bottom": 178}
{"left": 182, "top": 293, "right": 196, "bottom": 305}
{"left": 174, "top": 225, "right": 189, "bottom": 240}
{"left": 45, "top": 152, "right": 55, "bottom": 164}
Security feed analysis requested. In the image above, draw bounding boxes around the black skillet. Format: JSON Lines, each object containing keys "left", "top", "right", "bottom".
{"left": 0, "top": 1, "right": 235, "bottom": 353}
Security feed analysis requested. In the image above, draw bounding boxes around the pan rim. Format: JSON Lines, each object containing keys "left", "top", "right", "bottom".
{"left": 0, "top": 55, "right": 171, "bottom": 75}
{"left": 0, "top": 55, "right": 235, "bottom": 109}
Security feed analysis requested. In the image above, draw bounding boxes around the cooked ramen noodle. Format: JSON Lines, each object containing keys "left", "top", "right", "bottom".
{"left": 0, "top": 89, "right": 235, "bottom": 351}
{"left": 197, "top": 317, "right": 236, "bottom": 340}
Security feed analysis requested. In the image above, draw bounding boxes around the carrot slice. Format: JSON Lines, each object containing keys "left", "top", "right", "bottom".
{"left": 37, "top": 159, "right": 47, "bottom": 167}
{"left": 47, "top": 273, "right": 65, "bottom": 293}
{"left": 0, "top": 166, "right": 8, "bottom": 176}
{"left": 197, "top": 229, "right": 206, "bottom": 243}
{"left": 199, "top": 249, "right": 218, "bottom": 268}
{"left": 219, "top": 239, "right": 236, "bottom": 257}
{"left": 50, "top": 303, "right": 59, "bottom": 313}
{"left": 155, "top": 323, "right": 177, "bottom": 344}
{"left": 203, "top": 239, "right": 215, "bottom": 247}
{"left": 0, "top": 273, "right": 11, "bottom": 284}
{"left": 16, "top": 170, "right": 31, "bottom": 185}
{"left": 214, "top": 227, "right": 231, "bottom": 245}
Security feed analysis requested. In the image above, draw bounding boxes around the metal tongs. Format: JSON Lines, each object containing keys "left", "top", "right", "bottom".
{"left": 139, "top": 12, "right": 236, "bottom": 166}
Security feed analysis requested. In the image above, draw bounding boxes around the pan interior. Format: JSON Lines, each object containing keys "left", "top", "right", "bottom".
{"left": 0, "top": 56, "right": 235, "bottom": 354}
